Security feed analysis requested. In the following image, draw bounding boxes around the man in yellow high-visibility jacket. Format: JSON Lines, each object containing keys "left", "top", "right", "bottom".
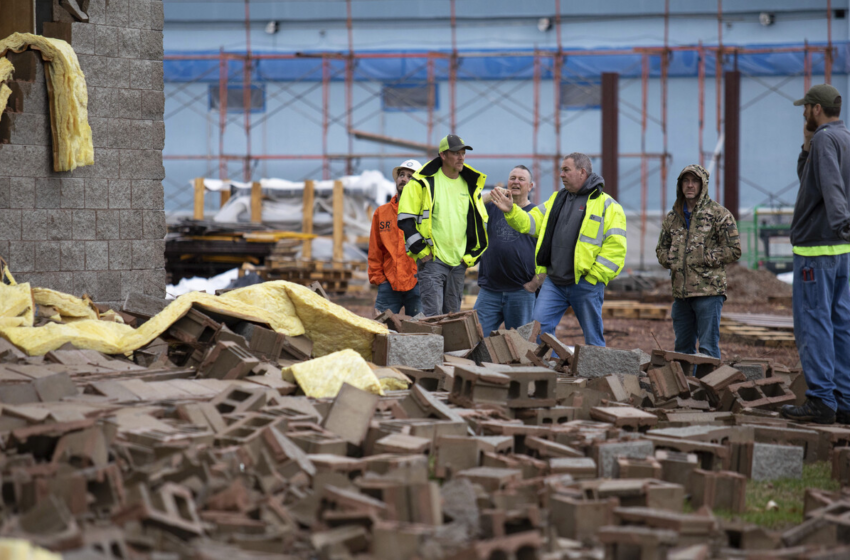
{"left": 491, "top": 152, "right": 627, "bottom": 347}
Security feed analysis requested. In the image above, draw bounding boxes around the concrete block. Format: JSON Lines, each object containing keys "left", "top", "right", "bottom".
{"left": 372, "top": 333, "right": 444, "bottom": 370}
{"left": 751, "top": 443, "right": 803, "bottom": 481}
{"left": 109, "top": 119, "right": 153, "bottom": 150}
{"left": 60, "top": 179, "right": 86, "bottom": 209}
{"left": 36, "top": 178, "right": 62, "bottom": 209}
{"left": 105, "top": 57, "right": 130, "bottom": 89}
{"left": 43, "top": 22, "right": 96, "bottom": 55}
{"left": 86, "top": 87, "right": 110, "bottom": 118}
{"left": 139, "top": 30, "right": 164, "bottom": 60}
{"left": 550, "top": 495, "right": 617, "bottom": 542}
{"left": 122, "top": 152, "right": 165, "bottom": 181}
{"left": 571, "top": 344, "right": 641, "bottom": 379}
{"left": 0, "top": 210, "right": 21, "bottom": 241}
{"left": 119, "top": 210, "right": 143, "bottom": 239}
{"left": 734, "top": 362, "right": 767, "bottom": 381}
{"left": 36, "top": 241, "right": 61, "bottom": 271}
{"left": 128, "top": 59, "right": 157, "bottom": 89}
{"left": 120, "top": 270, "right": 147, "bottom": 299}
{"left": 141, "top": 91, "right": 165, "bottom": 120}
{"left": 145, "top": 268, "right": 166, "bottom": 297}
{"left": 92, "top": 116, "right": 109, "bottom": 149}
{"left": 151, "top": 121, "right": 165, "bottom": 150}
{"left": 97, "top": 271, "right": 122, "bottom": 301}
{"left": 9, "top": 178, "right": 35, "bottom": 209}
{"left": 85, "top": 179, "right": 109, "bottom": 209}
{"left": 0, "top": 242, "right": 7, "bottom": 262}
{"left": 95, "top": 210, "right": 119, "bottom": 240}
{"left": 86, "top": 241, "right": 109, "bottom": 270}
{"left": 82, "top": 148, "right": 120, "bottom": 179}
{"left": 60, "top": 241, "right": 86, "bottom": 272}
{"left": 77, "top": 55, "right": 107, "bottom": 87}
{"left": 109, "top": 240, "right": 133, "bottom": 270}
{"left": 109, "top": 89, "right": 141, "bottom": 120}
{"left": 131, "top": 240, "right": 165, "bottom": 268}
{"left": 72, "top": 209, "right": 96, "bottom": 240}
{"left": 105, "top": 0, "right": 129, "bottom": 27}
{"left": 9, "top": 242, "right": 35, "bottom": 272}
{"left": 95, "top": 25, "right": 119, "bottom": 57}
{"left": 0, "top": 179, "right": 7, "bottom": 209}
{"left": 118, "top": 28, "right": 141, "bottom": 58}
{"left": 52, "top": 273, "right": 75, "bottom": 296}
{"left": 151, "top": 1, "right": 164, "bottom": 30}
{"left": 199, "top": 341, "right": 259, "bottom": 380}
{"left": 109, "top": 180, "right": 132, "bottom": 208}
{"left": 73, "top": 271, "right": 98, "bottom": 297}
{"left": 129, "top": 0, "right": 152, "bottom": 29}
{"left": 48, "top": 210, "right": 73, "bottom": 241}
{"left": 594, "top": 440, "right": 654, "bottom": 478}
{"left": 143, "top": 210, "right": 166, "bottom": 239}
{"left": 323, "top": 383, "right": 379, "bottom": 446}
{"left": 21, "top": 210, "right": 48, "bottom": 241}
{"left": 0, "top": 145, "right": 53, "bottom": 178}
{"left": 0, "top": 112, "right": 52, "bottom": 145}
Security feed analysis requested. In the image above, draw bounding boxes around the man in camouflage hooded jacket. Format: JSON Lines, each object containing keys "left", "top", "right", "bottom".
{"left": 656, "top": 164, "right": 741, "bottom": 363}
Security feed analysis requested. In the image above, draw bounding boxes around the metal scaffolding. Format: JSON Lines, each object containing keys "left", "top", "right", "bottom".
{"left": 162, "top": 0, "right": 836, "bottom": 266}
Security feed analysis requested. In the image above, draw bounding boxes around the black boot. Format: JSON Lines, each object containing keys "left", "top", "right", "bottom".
{"left": 780, "top": 398, "right": 835, "bottom": 425}
{"left": 836, "top": 409, "right": 850, "bottom": 425}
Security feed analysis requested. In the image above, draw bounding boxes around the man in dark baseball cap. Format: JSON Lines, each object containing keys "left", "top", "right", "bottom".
{"left": 438, "top": 134, "right": 473, "bottom": 153}
{"left": 781, "top": 83, "right": 850, "bottom": 425}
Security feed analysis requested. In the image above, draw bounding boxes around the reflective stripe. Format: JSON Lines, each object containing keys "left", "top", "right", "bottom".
{"left": 426, "top": 238, "right": 434, "bottom": 245}
{"left": 579, "top": 215, "right": 604, "bottom": 246}
{"left": 536, "top": 203, "right": 547, "bottom": 214}
{"left": 528, "top": 214, "right": 537, "bottom": 236}
{"left": 604, "top": 227, "right": 627, "bottom": 239}
{"left": 604, "top": 197, "right": 614, "bottom": 212}
{"left": 405, "top": 232, "right": 423, "bottom": 251}
{"left": 398, "top": 213, "right": 419, "bottom": 222}
{"left": 421, "top": 209, "right": 430, "bottom": 221}
{"left": 596, "top": 255, "right": 619, "bottom": 272}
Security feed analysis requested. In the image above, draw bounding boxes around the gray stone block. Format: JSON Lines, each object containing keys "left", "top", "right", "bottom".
{"left": 73, "top": 209, "right": 97, "bottom": 240}
{"left": 150, "top": 1, "right": 164, "bottom": 31}
{"left": 735, "top": 363, "right": 766, "bottom": 382}
{"left": 52, "top": 272, "right": 74, "bottom": 294}
{"left": 110, "top": 89, "right": 141, "bottom": 119}
{"left": 48, "top": 210, "right": 73, "bottom": 241}
{"left": 61, "top": 179, "right": 85, "bottom": 209}
{"left": 141, "top": 91, "right": 164, "bottom": 120}
{"left": 60, "top": 241, "right": 86, "bottom": 272}
{"left": 72, "top": 148, "right": 120, "bottom": 179}
{"left": 121, "top": 151, "right": 164, "bottom": 181}
{"left": 131, "top": 239, "right": 165, "bottom": 268}
{"left": 0, "top": 210, "right": 21, "bottom": 241}
{"left": 751, "top": 443, "right": 803, "bottom": 482}
{"left": 139, "top": 30, "right": 164, "bottom": 60}
{"left": 98, "top": 270, "right": 122, "bottom": 301}
{"left": 86, "top": 241, "right": 109, "bottom": 270}
{"left": 97, "top": 210, "right": 121, "bottom": 240}
{"left": 95, "top": 25, "right": 119, "bottom": 57}
{"left": 0, "top": 241, "right": 8, "bottom": 262}
{"left": 121, "top": 269, "right": 148, "bottom": 298}
{"left": 131, "top": 180, "right": 164, "bottom": 208}
{"left": 572, "top": 345, "right": 641, "bottom": 379}
{"left": 87, "top": 87, "right": 111, "bottom": 117}
{"left": 143, "top": 210, "right": 166, "bottom": 239}
{"left": 36, "top": 178, "right": 62, "bottom": 209}
{"left": 36, "top": 242, "right": 61, "bottom": 271}
{"left": 13, "top": 77, "right": 49, "bottom": 115}
{"left": 119, "top": 28, "right": 141, "bottom": 58}
{"left": 145, "top": 268, "right": 167, "bottom": 297}
{"left": 0, "top": 178, "right": 8, "bottom": 209}
{"left": 109, "top": 180, "right": 132, "bottom": 208}
{"left": 9, "top": 178, "right": 35, "bottom": 209}
{"left": 109, "top": 240, "right": 133, "bottom": 270}
{"left": 381, "top": 333, "right": 444, "bottom": 370}
{"left": 1, "top": 145, "right": 54, "bottom": 177}
{"left": 631, "top": 348, "right": 652, "bottom": 371}
{"left": 105, "top": 0, "right": 129, "bottom": 27}
{"left": 9, "top": 242, "right": 35, "bottom": 272}
{"left": 77, "top": 55, "right": 108, "bottom": 87}
{"left": 597, "top": 440, "right": 654, "bottom": 478}
{"left": 150, "top": 61, "right": 164, "bottom": 91}
{"left": 22, "top": 272, "right": 53, "bottom": 289}
{"left": 69, "top": 22, "right": 96, "bottom": 54}
{"left": 105, "top": 57, "right": 130, "bottom": 88}
{"left": 90, "top": 116, "right": 109, "bottom": 148}
{"left": 86, "top": 0, "right": 107, "bottom": 24}
{"left": 1, "top": 112, "right": 51, "bottom": 145}
{"left": 109, "top": 119, "right": 153, "bottom": 150}
{"left": 152, "top": 121, "right": 165, "bottom": 150}
{"left": 85, "top": 179, "right": 109, "bottom": 209}
{"left": 73, "top": 271, "right": 99, "bottom": 298}
{"left": 129, "top": 0, "right": 151, "bottom": 29}
{"left": 119, "top": 209, "right": 143, "bottom": 239}
{"left": 20, "top": 210, "right": 48, "bottom": 241}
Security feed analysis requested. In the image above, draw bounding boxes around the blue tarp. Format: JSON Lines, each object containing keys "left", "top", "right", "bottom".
{"left": 164, "top": 42, "right": 850, "bottom": 83}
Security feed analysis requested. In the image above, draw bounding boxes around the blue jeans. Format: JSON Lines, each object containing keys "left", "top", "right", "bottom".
{"left": 375, "top": 281, "right": 421, "bottom": 316}
{"left": 793, "top": 253, "right": 850, "bottom": 412}
{"left": 671, "top": 295, "right": 725, "bottom": 360}
{"left": 474, "top": 286, "right": 537, "bottom": 336}
{"left": 533, "top": 276, "right": 605, "bottom": 348}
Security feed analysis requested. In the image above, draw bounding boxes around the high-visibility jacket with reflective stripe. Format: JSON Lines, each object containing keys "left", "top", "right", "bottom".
{"left": 397, "top": 157, "right": 490, "bottom": 267}
{"left": 504, "top": 188, "right": 627, "bottom": 285}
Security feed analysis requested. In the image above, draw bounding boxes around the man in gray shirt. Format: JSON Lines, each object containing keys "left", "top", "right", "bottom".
{"left": 780, "top": 84, "right": 850, "bottom": 425}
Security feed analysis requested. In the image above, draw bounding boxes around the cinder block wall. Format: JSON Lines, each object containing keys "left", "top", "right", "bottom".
{"left": 0, "top": 0, "right": 166, "bottom": 305}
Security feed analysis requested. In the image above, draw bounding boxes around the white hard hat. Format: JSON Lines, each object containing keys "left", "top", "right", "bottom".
{"left": 392, "top": 159, "right": 422, "bottom": 180}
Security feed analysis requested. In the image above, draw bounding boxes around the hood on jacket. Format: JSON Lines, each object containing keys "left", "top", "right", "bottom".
{"left": 573, "top": 172, "right": 605, "bottom": 197}
{"left": 674, "top": 164, "right": 710, "bottom": 220}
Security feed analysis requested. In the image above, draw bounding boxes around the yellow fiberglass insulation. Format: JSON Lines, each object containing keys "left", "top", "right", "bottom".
{"left": 287, "top": 349, "right": 384, "bottom": 398}
{"left": 0, "top": 280, "right": 387, "bottom": 359}
{"left": 0, "top": 33, "right": 94, "bottom": 172}
{"left": 0, "top": 57, "right": 13, "bottom": 116}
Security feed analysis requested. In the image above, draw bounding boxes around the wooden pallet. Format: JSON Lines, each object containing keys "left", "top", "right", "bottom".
{"left": 719, "top": 324, "right": 796, "bottom": 348}
{"left": 241, "top": 261, "right": 354, "bottom": 294}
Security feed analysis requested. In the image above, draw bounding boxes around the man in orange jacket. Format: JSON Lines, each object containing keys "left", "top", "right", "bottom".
{"left": 369, "top": 159, "right": 423, "bottom": 316}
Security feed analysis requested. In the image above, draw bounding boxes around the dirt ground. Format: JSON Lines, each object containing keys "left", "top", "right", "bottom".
{"left": 335, "top": 264, "right": 800, "bottom": 368}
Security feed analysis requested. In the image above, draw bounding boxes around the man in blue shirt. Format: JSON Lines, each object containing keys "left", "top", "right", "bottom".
{"left": 474, "top": 165, "right": 543, "bottom": 335}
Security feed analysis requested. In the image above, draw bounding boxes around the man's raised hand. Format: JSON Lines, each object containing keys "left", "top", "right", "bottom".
{"left": 491, "top": 186, "right": 514, "bottom": 213}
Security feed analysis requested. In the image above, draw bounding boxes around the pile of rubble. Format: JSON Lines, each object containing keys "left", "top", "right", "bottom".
{"left": 1, "top": 294, "right": 850, "bottom": 560}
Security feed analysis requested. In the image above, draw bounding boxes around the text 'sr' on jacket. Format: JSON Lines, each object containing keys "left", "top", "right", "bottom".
{"left": 368, "top": 195, "right": 418, "bottom": 292}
